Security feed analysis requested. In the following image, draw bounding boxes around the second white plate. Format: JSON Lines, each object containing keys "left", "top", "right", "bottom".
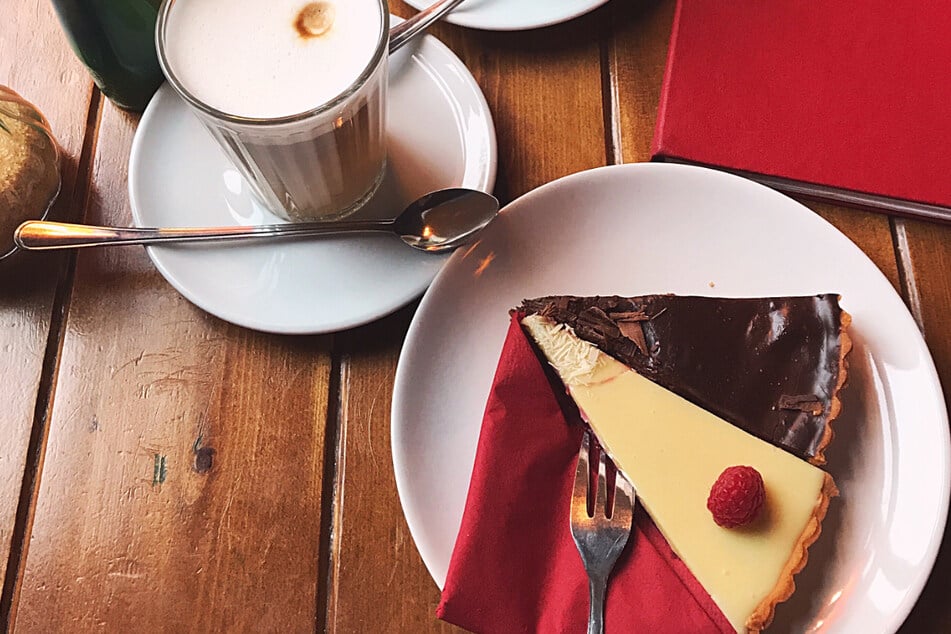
{"left": 405, "top": 0, "right": 609, "bottom": 31}
{"left": 392, "top": 163, "right": 949, "bottom": 633}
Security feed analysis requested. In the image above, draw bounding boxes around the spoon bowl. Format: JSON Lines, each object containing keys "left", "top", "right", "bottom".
{"left": 395, "top": 188, "right": 499, "bottom": 251}
{"left": 14, "top": 188, "right": 500, "bottom": 253}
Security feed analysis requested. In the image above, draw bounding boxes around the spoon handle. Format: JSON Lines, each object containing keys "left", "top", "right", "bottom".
{"left": 14, "top": 218, "right": 395, "bottom": 250}
{"left": 389, "top": 0, "right": 467, "bottom": 54}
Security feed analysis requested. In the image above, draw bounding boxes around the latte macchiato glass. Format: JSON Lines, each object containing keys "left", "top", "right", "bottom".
{"left": 157, "top": 0, "right": 388, "bottom": 222}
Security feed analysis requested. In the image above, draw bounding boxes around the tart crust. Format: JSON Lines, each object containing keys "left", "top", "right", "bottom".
{"left": 747, "top": 308, "right": 850, "bottom": 629}
{"left": 809, "top": 309, "right": 853, "bottom": 466}
{"left": 746, "top": 473, "right": 839, "bottom": 632}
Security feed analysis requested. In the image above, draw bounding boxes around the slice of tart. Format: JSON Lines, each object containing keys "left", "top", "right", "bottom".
{"left": 521, "top": 309, "right": 840, "bottom": 633}
{"left": 519, "top": 294, "right": 851, "bottom": 464}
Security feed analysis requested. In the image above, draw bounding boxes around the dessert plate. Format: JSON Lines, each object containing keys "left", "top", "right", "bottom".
{"left": 404, "top": 0, "right": 609, "bottom": 31}
{"left": 129, "top": 27, "right": 496, "bottom": 334}
{"left": 392, "top": 163, "right": 950, "bottom": 632}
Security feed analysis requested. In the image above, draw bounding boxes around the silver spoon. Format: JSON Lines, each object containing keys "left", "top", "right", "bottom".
{"left": 14, "top": 188, "right": 499, "bottom": 253}
{"left": 389, "top": 0, "right": 468, "bottom": 53}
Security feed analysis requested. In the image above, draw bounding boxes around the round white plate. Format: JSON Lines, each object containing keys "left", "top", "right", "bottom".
{"left": 129, "top": 29, "right": 496, "bottom": 334}
{"left": 392, "top": 163, "right": 950, "bottom": 632}
{"left": 405, "top": 0, "right": 609, "bottom": 31}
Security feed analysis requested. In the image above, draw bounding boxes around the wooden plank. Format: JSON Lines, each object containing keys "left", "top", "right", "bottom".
{"left": 324, "top": 306, "right": 464, "bottom": 633}
{"left": 324, "top": 2, "right": 609, "bottom": 631}
{"left": 606, "top": 0, "right": 677, "bottom": 165}
{"left": 0, "top": 0, "right": 93, "bottom": 599}
{"left": 12, "top": 100, "right": 334, "bottom": 629}
{"left": 893, "top": 218, "right": 951, "bottom": 633}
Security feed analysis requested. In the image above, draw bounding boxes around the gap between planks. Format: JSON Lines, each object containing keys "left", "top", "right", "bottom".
{"left": 315, "top": 337, "right": 347, "bottom": 632}
{"left": 599, "top": 20, "right": 622, "bottom": 167}
{"left": 890, "top": 217, "right": 926, "bottom": 331}
{"left": 0, "top": 88, "right": 103, "bottom": 630}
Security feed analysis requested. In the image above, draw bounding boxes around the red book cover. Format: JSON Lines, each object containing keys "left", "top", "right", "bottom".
{"left": 652, "top": 0, "right": 951, "bottom": 223}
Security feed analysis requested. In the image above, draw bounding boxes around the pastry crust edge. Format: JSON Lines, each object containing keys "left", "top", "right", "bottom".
{"left": 745, "top": 472, "right": 839, "bottom": 633}
{"left": 809, "top": 307, "right": 852, "bottom": 466}
{"left": 748, "top": 304, "right": 850, "bottom": 629}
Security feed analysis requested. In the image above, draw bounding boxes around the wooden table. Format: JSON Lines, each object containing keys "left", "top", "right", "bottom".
{"left": 1, "top": 1, "right": 949, "bottom": 631}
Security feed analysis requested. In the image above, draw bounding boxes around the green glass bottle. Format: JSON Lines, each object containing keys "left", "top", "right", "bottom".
{"left": 51, "top": 0, "right": 164, "bottom": 112}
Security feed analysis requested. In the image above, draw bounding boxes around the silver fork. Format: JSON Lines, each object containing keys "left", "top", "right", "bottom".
{"left": 570, "top": 431, "right": 635, "bottom": 634}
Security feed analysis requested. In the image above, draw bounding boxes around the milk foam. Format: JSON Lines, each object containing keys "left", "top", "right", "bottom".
{"left": 164, "top": 0, "right": 383, "bottom": 118}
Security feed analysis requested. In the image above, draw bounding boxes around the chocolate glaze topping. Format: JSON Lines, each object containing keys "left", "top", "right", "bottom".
{"left": 518, "top": 294, "right": 849, "bottom": 463}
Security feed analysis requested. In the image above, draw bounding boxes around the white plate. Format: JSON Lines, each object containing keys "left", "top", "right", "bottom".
{"left": 129, "top": 29, "right": 496, "bottom": 334}
{"left": 392, "top": 163, "right": 950, "bottom": 632}
{"left": 405, "top": 0, "right": 609, "bottom": 31}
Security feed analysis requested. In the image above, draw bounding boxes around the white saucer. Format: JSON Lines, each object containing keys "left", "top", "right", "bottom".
{"left": 405, "top": 0, "right": 609, "bottom": 31}
{"left": 392, "top": 163, "right": 949, "bottom": 632}
{"left": 129, "top": 30, "right": 496, "bottom": 334}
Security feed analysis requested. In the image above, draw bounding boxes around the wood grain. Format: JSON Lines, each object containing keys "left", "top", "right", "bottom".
{"left": 430, "top": 5, "right": 609, "bottom": 203}
{"left": 0, "top": 0, "right": 93, "bottom": 595}
{"left": 324, "top": 306, "right": 463, "bottom": 633}
{"left": 606, "top": 0, "right": 676, "bottom": 165}
{"left": 893, "top": 217, "right": 951, "bottom": 633}
{"left": 11, "top": 102, "right": 334, "bottom": 631}
{"left": 323, "top": 2, "right": 609, "bottom": 631}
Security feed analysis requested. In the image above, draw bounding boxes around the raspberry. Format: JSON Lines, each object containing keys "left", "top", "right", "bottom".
{"left": 706, "top": 466, "right": 766, "bottom": 528}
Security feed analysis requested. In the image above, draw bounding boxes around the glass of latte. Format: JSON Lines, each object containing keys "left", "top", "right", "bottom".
{"left": 157, "top": 0, "right": 388, "bottom": 222}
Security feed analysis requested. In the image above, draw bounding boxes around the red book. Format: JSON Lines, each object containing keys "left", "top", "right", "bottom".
{"left": 652, "top": 0, "right": 951, "bottom": 224}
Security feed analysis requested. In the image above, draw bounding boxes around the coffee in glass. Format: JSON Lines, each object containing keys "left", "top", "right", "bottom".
{"left": 157, "top": 0, "right": 388, "bottom": 222}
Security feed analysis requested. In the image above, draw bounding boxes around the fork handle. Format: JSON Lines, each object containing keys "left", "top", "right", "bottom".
{"left": 587, "top": 575, "right": 607, "bottom": 634}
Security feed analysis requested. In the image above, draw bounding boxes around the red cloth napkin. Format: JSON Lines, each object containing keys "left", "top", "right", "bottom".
{"left": 437, "top": 315, "right": 735, "bottom": 633}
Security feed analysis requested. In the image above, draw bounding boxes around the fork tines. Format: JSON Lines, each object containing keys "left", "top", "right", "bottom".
{"left": 572, "top": 431, "right": 634, "bottom": 522}
{"left": 570, "top": 430, "right": 635, "bottom": 569}
{"left": 569, "top": 430, "right": 635, "bottom": 633}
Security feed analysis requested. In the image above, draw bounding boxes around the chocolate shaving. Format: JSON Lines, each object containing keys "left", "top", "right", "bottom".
{"left": 605, "top": 309, "right": 650, "bottom": 354}
{"left": 609, "top": 310, "right": 650, "bottom": 322}
{"left": 537, "top": 302, "right": 556, "bottom": 319}
{"left": 778, "top": 394, "right": 825, "bottom": 416}
{"left": 576, "top": 307, "right": 620, "bottom": 346}
{"left": 577, "top": 307, "right": 619, "bottom": 333}
{"left": 617, "top": 321, "right": 649, "bottom": 355}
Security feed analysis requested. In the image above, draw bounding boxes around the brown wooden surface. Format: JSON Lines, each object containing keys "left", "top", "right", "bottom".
{"left": 1, "top": 0, "right": 949, "bottom": 632}
{"left": 0, "top": 0, "right": 93, "bottom": 601}
{"left": 10, "top": 87, "right": 334, "bottom": 631}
